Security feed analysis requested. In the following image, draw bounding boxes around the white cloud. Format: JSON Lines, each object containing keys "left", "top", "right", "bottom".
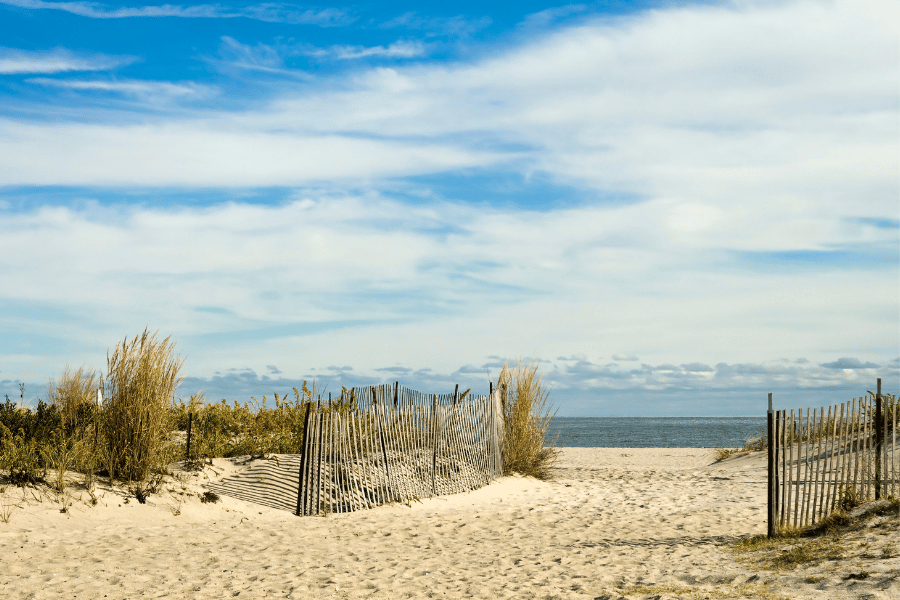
{"left": 380, "top": 12, "right": 491, "bottom": 36}
{"left": 519, "top": 4, "right": 587, "bottom": 29}
{"left": 26, "top": 77, "right": 214, "bottom": 100}
{"left": 217, "top": 36, "right": 285, "bottom": 72}
{"left": 0, "top": 47, "right": 134, "bottom": 74}
{"left": 2, "top": 0, "right": 893, "bottom": 254}
{"left": 0, "top": 0, "right": 351, "bottom": 25}
{"left": 320, "top": 41, "right": 427, "bottom": 60}
{"left": 0, "top": 120, "right": 505, "bottom": 185}
{"left": 0, "top": 195, "right": 895, "bottom": 380}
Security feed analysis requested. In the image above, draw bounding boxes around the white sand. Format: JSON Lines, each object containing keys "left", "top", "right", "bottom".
{"left": 1, "top": 448, "right": 897, "bottom": 599}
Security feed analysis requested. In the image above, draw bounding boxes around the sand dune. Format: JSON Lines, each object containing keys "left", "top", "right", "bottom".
{"left": 1, "top": 448, "right": 897, "bottom": 599}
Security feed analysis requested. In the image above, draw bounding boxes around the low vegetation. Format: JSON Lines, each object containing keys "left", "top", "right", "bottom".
{"left": 599, "top": 582, "right": 790, "bottom": 600}
{"left": 497, "top": 361, "right": 559, "bottom": 480}
{"left": 3, "top": 331, "right": 558, "bottom": 516}
{"left": 731, "top": 497, "right": 900, "bottom": 572}
{"left": 171, "top": 386, "right": 316, "bottom": 460}
{"left": 714, "top": 430, "right": 767, "bottom": 462}
{"left": 103, "top": 330, "right": 184, "bottom": 482}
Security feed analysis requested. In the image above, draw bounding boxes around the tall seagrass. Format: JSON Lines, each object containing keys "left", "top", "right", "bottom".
{"left": 103, "top": 329, "right": 184, "bottom": 481}
{"left": 47, "top": 366, "right": 98, "bottom": 432}
{"left": 497, "top": 362, "right": 558, "bottom": 480}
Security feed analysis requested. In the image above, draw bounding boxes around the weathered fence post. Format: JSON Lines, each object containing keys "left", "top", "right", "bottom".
{"left": 768, "top": 392, "right": 776, "bottom": 538}
{"left": 431, "top": 393, "right": 439, "bottom": 495}
{"left": 876, "top": 378, "right": 883, "bottom": 500}
{"left": 774, "top": 408, "right": 780, "bottom": 527}
{"left": 295, "top": 401, "right": 313, "bottom": 516}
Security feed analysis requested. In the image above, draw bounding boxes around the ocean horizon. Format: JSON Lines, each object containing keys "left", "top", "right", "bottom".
{"left": 547, "top": 416, "right": 767, "bottom": 448}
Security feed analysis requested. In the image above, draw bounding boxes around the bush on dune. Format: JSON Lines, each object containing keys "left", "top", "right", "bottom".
{"left": 497, "top": 362, "right": 559, "bottom": 480}
{"left": 47, "top": 366, "right": 99, "bottom": 435}
{"left": 102, "top": 329, "right": 183, "bottom": 482}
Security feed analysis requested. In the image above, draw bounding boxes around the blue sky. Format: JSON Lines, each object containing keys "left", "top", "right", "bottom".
{"left": 0, "top": 0, "right": 897, "bottom": 416}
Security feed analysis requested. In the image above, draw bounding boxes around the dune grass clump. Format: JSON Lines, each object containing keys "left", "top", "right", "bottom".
{"left": 497, "top": 362, "right": 558, "bottom": 480}
{"left": 714, "top": 430, "right": 767, "bottom": 462}
{"left": 47, "top": 366, "right": 98, "bottom": 431}
{"left": 103, "top": 329, "right": 184, "bottom": 482}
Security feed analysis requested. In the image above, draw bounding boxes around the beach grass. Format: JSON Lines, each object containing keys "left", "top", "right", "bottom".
{"left": 714, "top": 430, "right": 767, "bottom": 462}
{"left": 731, "top": 497, "right": 900, "bottom": 571}
{"left": 103, "top": 329, "right": 184, "bottom": 482}
{"left": 497, "top": 361, "right": 559, "bottom": 480}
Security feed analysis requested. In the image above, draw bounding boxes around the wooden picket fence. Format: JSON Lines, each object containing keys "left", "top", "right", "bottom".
{"left": 766, "top": 379, "right": 899, "bottom": 536}
{"left": 294, "top": 384, "right": 503, "bottom": 516}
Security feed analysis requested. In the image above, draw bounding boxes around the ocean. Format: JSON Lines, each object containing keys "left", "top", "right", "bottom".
{"left": 547, "top": 416, "right": 767, "bottom": 448}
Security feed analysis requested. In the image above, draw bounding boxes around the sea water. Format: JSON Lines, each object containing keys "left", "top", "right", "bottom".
{"left": 547, "top": 417, "right": 766, "bottom": 448}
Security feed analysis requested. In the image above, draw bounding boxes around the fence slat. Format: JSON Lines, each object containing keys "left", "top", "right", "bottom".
{"left": 314, "top": 408, "right": 324, "bottom": 515}
{"left": 891, "top": 396, "right": 900, "bottom": 498}
{"left": 825, "top": 405, "right": 838, "bottom": 518}
{"left": 815, "top": 406, "right": 827, "bottom": 522}
{"left": 799, "top": 408, "right": 809, "bottom": 527}
{"left": 296, "top": 402, "right": 312, "bottom": 516}
{"left": 788, "top": 409, "right": 796, "bottom": 528}
{"left": 838, "top": 402, "right": 850, "bottom": 512}
{"left": 863, "top": 396, "right": 871, "bottom": 501}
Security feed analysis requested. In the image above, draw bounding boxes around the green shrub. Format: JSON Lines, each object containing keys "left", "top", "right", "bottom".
{"left": 102, "top": 329, "right": 184, "bottom": 481}
{"left": 40, "top": 429, "right": 83, "bottom": 494}
{"left": 0, "top": 395, "right": 63, "bottom": 444}
{"left": 0, "top": 426, "right": 46, "bottom": 487}
{"left": 0, "top": 392, "right": 64, "bottom": 487}
{"left": 497, "top": 362, "right": 558, "bottom": 480}
{"left": 174, "top": 386, "right": 315, "bottom": 459}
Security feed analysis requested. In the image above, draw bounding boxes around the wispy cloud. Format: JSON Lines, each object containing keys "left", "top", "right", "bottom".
{"left": 216, "top": 36, "right": 285, "bottom": 72}
{"left": 26, "top": 77, "right": 214, "bottom": 100}
{"left": 302, "top": 40, "right": 427, "bottom": 61}
{"left": 519, "top": 4, "right": 587, "bottom": 29}
{"left": 0, "top": 46, "right": 134, "bottom": 74}
{"left": 215, "top": 36, "right": 426, "bottom": 75}
{"left": 380, "top": 12, "right": 491, "bottom": 37}
{"left": 0, "top": 119, "right": 505, "bottom": 185}
{"left": 0, "top": 0, "right": 352, "bottom": 25}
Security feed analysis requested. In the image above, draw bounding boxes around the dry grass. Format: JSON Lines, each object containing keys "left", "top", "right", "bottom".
{"left": 0, "top": 485, "right": 16, "bottom": 524}
{"left": 714, "top": 430, "right": 767, "bottom": 462}
{"left": 731, "top": 498, "right": 900, "bottom": 572}
{"left": 601, "top": 582, "right": 790, "bottom": 600}
{"left": 497, "top": 361, "right": 558, "bottom": 480}
{"left": 102, "top": 329, "right": 184, "bottom": 482}
{"left": 46, "top": 366, "right": 98, "bottom": 430}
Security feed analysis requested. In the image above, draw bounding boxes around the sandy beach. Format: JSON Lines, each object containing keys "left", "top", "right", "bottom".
{"left": 1, "top": 448, "right": 897, "bottom": 599}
